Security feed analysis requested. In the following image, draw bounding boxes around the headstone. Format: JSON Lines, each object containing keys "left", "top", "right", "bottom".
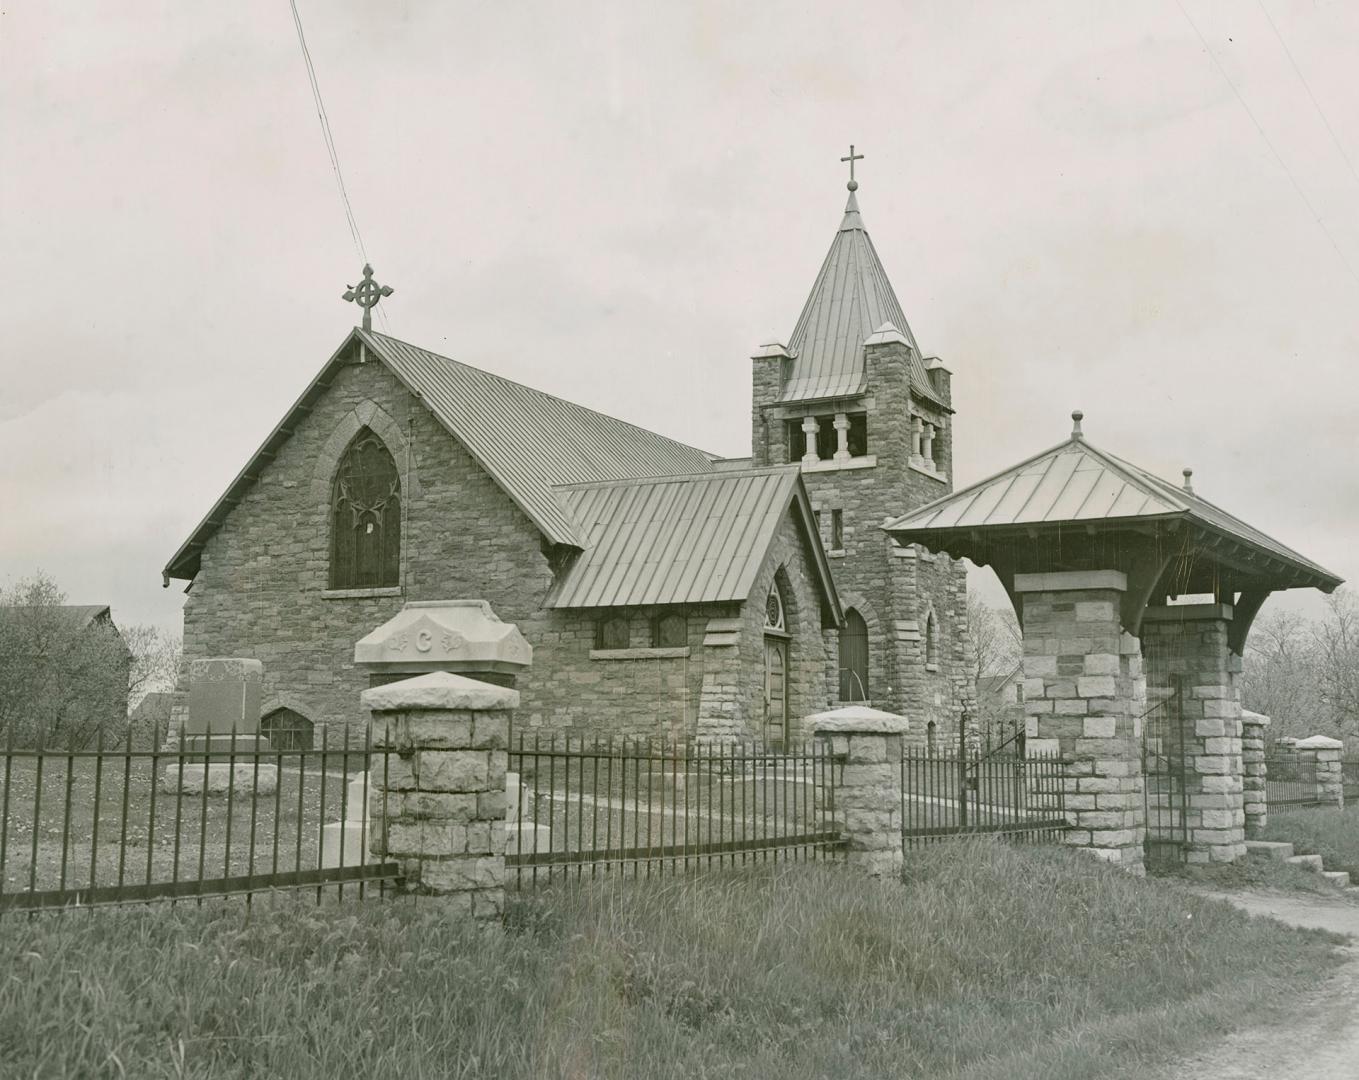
{"left": 184, "top": 658, "right": 269, "bottom": 756}
{"left": 503, "top": 770, "right": 551, "bottom": 855}
{"left": 321, "top": 771, "right": 375, "bottom": 869}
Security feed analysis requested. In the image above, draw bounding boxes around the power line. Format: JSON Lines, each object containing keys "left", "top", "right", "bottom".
{"left": 1256, "top": 0, "right": 1359, "bottom": 193}
{"left": 1176, "top": 0, "right": 1359, "bottom": 288}
{"left": 288, "top": 0, "right": 391, "bottom": 330}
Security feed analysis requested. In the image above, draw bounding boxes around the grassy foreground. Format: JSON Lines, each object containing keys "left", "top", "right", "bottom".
{"left": 1261, "top": 804, "right": 1359, "bottom": 879}
{"left": 0, "top": 841, "right": 1345, "bottom": 1080}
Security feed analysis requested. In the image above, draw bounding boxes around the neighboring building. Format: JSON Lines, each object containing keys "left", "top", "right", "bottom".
{"left": 129, "top": 689, "right": 173, "bottom": 730}
{"left": 163, "top": 180, "right": 973, "bottom": 745}
{"left": 975, "top": 667, "right": 1024, "bottom": 751}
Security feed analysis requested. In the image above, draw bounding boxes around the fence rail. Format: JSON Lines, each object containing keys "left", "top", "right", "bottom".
{"left": 1343, "top": 757, "right": 1359, "bottom": 803}
{"left": 1263, "top": 754, "right": 1322, "bottom": 810}
{"left": 506, "top": 736, "right": 840, "bottom": 887}
{"left": 901, "top": 747, "right": 1068, "bottom": 849}
{"left": 0, "top": 728, "right": 399, "bottom": 915}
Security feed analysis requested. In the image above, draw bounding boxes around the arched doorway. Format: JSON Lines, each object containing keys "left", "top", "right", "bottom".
{"left": 839, "top": 607, "right": 869, "bottom": 702}
{"left": 261, "top": 707, "right": 314, "bottom": 752}
{"left": 763, "top": 581, "right": 789, "bottom": 747}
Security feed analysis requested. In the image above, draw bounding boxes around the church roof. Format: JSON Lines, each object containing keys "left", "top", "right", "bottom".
{"left": 163, "top": 330, "right": 718, "bottom": 581}
{"left": 884, "top": 428, "right": 1340, "bottom": 591}
{"left": 548, "top": 466, "right": 841, "bottom": 618}
{"left": 781, "top": 191, "right": 944, "bottom": 407}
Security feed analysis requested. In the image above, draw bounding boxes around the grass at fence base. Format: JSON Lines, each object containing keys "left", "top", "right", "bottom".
{"left": 0, "top": 841, "right": 1344, "bottom": 1080}
{"left": 1259, "top": 803, "right": 1359, "bottom": 879}
{"left": 1150, "top": 852, "right": 1353, "bottom": 896}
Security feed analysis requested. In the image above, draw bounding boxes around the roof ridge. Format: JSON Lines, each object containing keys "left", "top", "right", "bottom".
{"left": 362, "top": 329, "right": 721, "bottom": 462}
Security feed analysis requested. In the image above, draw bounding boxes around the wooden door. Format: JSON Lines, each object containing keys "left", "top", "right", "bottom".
{"left": 764, "top": 637, "right": 788, "bottom": 747}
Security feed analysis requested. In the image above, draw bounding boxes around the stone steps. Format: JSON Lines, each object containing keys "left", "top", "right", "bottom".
{"left": 1247, "top": 841, "right": 1354, "bottom": 889}
{"left": 1244, "top": 840, "right": 1295, "bottom": 862}
{"left": 1285, "top": 853, "right": 1325, "bottom": 872}
{"left": 1320, "top": 870, "right": 1352, "bottom": 888}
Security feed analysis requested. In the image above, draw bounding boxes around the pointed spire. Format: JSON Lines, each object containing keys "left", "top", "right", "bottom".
{"left": 840, "top": 190, "right": 863, "bottom": 232}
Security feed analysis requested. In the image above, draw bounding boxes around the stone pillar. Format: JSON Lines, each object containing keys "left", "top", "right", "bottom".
{"left": 832, "top": 413, "right": 851, "bottom": 462}
{"left": 1241, "top": 710, "right": 1270, "bottom": 838}
{"left": 363, "top": 671, "right": 512, "bottom": 918}
{"left": 921, "top": 423, "right": 935, "bottom": 469}
{"left": 910, "top": 416, "right": 923, "bottom": 462}
{"left": 808, "top": 706, "right": 907, "bottom": 879}
{"left": 1295, "top": 735, "right": 1344, "bottom": 809}
{"left": 1016, "top": 571, "right": 1145, "bottom": 872}
{"left": 801, "top": 415, "right": 820, "bottom": 465}
{"left": 1140, "top": 605, "right": 1246, "bottom": 864}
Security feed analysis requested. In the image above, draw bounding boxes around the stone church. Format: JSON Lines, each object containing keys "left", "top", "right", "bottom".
{"left": 163, "top": 178, "right": 975, "bottom": 746}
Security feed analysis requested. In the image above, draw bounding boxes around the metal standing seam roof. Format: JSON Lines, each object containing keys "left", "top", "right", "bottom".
{"left": 163, "top": 330, "right": 719, "bottom": 580}
{"left": 781, "top": 191, "right": 944, "bottom": 407}
{"left": 548, "top": 466, "right": 841, "bottom": 616}
{"left": 884, "top": 434, "right": 1341, "bottom": 586}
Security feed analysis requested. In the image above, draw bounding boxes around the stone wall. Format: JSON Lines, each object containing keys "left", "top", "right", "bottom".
{"left": 181, "top": 352, "right": 831, "bottom": 745}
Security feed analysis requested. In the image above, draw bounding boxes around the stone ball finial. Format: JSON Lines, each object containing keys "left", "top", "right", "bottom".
{"left": 847, "top": 178, "right": 859, "bottom": 191}
{"left": 1182, "top": 467, "right": 1194, "bottom": 493}
{"left": 1071, "top": 409, "right": 1084, "bottom": 437}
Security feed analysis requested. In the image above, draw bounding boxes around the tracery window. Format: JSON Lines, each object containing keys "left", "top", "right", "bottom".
{"left": 596, "top": 615, "right": 630, "bottom": 650}
{"left": 764, "top": 582, "right": 786, "bottom": 633}
{"left": 330, "top": 428, "right": 401, "bottom": 589}
{"left": 651, "top": 612, "right": 687, "bottom": 648}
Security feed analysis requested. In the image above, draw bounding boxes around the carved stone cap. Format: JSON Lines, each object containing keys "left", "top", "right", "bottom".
{"left": 1294, "top": 735, "right": 1343, "bottom": 750}
{"left": 353, "top": 600, "right": 532, "bottom": 675}
{"left": 361, "top": 671, "right": 520, "bottom": 713}
{"left": 1241, "top": 709, "right": 1271, "bottom": 727}
{"left": 807, "top": 705, "right": 909, "bottom": 734}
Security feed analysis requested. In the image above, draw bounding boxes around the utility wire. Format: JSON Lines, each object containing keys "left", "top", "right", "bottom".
{"left": 1176, "top": 0, "right": 1359, "bottom": 288}
{"left": 1256, "top": 0, "right": 1359, "bottom": 193}
{"left": 288, "top": 0, "right": 391, "bottom": 330}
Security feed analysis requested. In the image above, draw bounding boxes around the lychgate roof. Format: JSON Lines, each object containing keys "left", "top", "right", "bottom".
{"left": 885, "top": 430, "right": 1340, "bottom": 590}
{"left": 781, "top": 191, "right": 944, "bottom": 407}
{"left": 549, "top": 466, "right": 841, "bottom": 618}
{"left": 163, "top": 330, "right": 718, "bottom": 581}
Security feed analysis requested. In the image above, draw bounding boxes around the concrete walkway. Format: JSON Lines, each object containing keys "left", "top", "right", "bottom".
{"left": 1159, "top": 889, "right": 1359, "bottom": 1080}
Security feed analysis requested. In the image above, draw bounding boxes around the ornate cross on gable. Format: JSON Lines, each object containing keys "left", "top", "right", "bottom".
{"left": 342, "top": 264, "right": 394, "bottom": 331}
{"left": 840, "top": 144, "right": 864, "bottom": 191}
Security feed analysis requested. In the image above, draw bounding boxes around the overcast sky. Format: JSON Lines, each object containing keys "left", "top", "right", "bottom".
{"left": 2, "top": 1, "right": 1356, "bottom": 636}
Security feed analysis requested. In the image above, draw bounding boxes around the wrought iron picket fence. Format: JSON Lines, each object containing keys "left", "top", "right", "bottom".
{"left": 506, "top": 735, "right": 841, "bottom": 887}
{"left": 1263, "top": 752, "right": 1321, "bottom": 810}
{"left": 0, "top": 727, "right": 400, "bottom": 915}
{"left": 1342, "top": 757, "right": 1359, "bottom": 803}
{"left": 900, "top": 746, "right": 1068, "bottom": 849}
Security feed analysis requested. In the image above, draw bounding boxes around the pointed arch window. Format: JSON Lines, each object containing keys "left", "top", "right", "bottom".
{"left": 331, "top": 428, "right": 401, "bottom": 589}
{"left": 839, "top": 608, "right": 869, "bottom": 702}
{"left": 764, "top": 582, "right": 786, "bottom": 633}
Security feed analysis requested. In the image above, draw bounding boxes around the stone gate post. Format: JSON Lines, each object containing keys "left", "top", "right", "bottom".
{"left": 1241, "top": 710, "right": 1270, "bottom": 838}
{"left": 808, "top": 706, "right": 907, "bottom": 879}
{"left": 1295, "top": 735, "right": 1344, "bottom": 809}
{"left": 363, "top": 671, "right": 513, "bottom": 918}
{"left": 1015, "top": 571, "right": 1145, "bottom": 873}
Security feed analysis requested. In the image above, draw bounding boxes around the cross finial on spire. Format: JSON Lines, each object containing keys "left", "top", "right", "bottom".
{"left": 840, "top": 144, "right": 864, "bottom": 191}
{"left": 342, "top": 264, "right": 394, "bottom": 332}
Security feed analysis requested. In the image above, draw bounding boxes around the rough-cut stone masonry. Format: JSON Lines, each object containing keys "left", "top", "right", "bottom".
{"left": 180, "top": 353, "right": 831, "bottom": 744}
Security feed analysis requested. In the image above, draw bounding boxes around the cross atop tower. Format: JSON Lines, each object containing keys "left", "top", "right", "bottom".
{"left": 840, "top": 144, "right": 864, "bottom": 191}
{"left": 343, "top": 264, "right": 394, "bottom": 332}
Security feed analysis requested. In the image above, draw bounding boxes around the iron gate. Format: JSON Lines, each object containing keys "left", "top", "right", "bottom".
{"left": 1141, "top": 673, "right": 1188, "bottom": 863}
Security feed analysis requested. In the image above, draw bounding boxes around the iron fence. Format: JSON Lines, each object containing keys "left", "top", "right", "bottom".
{"left": 900, "top": 746, "right": 1068, "bottom": 849}
{"left": 506, "top": 735, "right": 840, "bottom": 887}
{"left": 1263, "top": 753, "right": 1321, "bottom": 811}
{"left": 1343, "top": 757, "right": 1359, "bottom": 803}
{"left": 0, "top": 727, "right": 400, "bottom": 915}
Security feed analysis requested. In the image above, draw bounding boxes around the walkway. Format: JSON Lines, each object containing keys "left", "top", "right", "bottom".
{"left": 1161, "top": 889, "right": 1359, "bottom": 1080}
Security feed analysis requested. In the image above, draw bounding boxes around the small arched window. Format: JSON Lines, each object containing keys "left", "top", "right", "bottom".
{"left": 839, "top": 608, "right": 869, "bottom": 702}
{"left": 925, "top": 610, "right": 939, "bottom": 667}
{"left": 652, "top": 612, "right": 687, "bottom": 648}
{"left": 331, "top": 428, "right": 401, "bottom": 589}
{"left": 764, "top": 582, "right": 786, "bottom": 632}
{"left": 596, "top": 615, "right": 630, "bottom": 650}
{"left": 261, "top": 707, "right": 314, "bottom": 752}
{"left": 926, "top": 720, "right": 938, "bottom": 756}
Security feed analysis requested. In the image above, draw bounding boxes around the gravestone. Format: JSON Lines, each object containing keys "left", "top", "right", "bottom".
{"left": 160, "top": 658, "right": 278, "bottom": 795}
{"left": 320, "top": 771, "right": 375, "bottom": 869}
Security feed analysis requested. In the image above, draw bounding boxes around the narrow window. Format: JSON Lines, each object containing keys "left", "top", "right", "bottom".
{"left": 785, "top": 420, "right": 804, "bottom": 463}
{"left": 815, "top": 414, "right": 837, "bottom": 460}
{"left": 839, "top": 608, "right": 870, "bottom": 702}
{"left": 651, "top": 612, "right": 687, "bottom": 648}
{"left": 925, "top": 611, "right": 939, "bottom": 667}
{"left": 927, "top": 720, "right": 938, "bottom": 755}
{"left": 596, "top": 615, "right": 630, "bottom": 650}
{"left": 831, "top": 509, "right": 844, "bottom": 551}
{"left": 847, "top": 413, "right": 868, "bottom": 457}
{"left": 331, "top": 428, "right": 401, "bottom": 589}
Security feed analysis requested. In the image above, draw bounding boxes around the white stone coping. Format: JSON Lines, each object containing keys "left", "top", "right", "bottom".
{"left": 1014, "top": 570, "right": 1127, "bottom": 594}
{"left": 1241, "top": 709, "right": 1272, "bottom": 726}
{"left": 1294, "top": 735, "right": 1344, "bottom": 750}
{"left": 801, "top": 455, "right": 877, "bottom": 473}
{"left": 807, "top": 705, "right": 909, "bottom": 734}
{"left": 863, "top": 322, "right": 908, "bottom": 347}
{"left": 751, "top": 341, "right": 793, "bottom": 359}
{"left": 1141, "top": 603, "right": 1234, "bottom": 623}
{"left": 354, "top": 599, "right": 532, "bottom": 671}
{"left": 361, "top": 671, "right": 519, "bottom": 712}
{"left": 909, "top": 462, "right": 949, "bottom": 484}
{"left": 322, "top": 586, "right": 403, "bottom": 600}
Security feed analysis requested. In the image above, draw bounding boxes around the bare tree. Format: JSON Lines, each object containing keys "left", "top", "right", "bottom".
{"left": 968, "top": 590, "right": 1021, "bottom": 681}
{"left": 1315, "top": 589, "right": 1359, "bottom": 739}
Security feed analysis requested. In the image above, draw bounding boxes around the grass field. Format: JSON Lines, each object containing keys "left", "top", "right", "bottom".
{"left": 0, "top": 840, "right": 1345, "bottom": 1080}
{"left": 1260, "top": 803, "right": 1359, "bottom": 878}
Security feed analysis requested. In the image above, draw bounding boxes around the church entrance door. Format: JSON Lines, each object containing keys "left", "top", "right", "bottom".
{"left": 764, "top": 637, "right": 788, "bottom": 748}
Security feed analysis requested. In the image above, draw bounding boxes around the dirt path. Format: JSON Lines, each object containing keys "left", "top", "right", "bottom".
{"left": 1158, "top": 889, "right": 1359, "bottom": 1080}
